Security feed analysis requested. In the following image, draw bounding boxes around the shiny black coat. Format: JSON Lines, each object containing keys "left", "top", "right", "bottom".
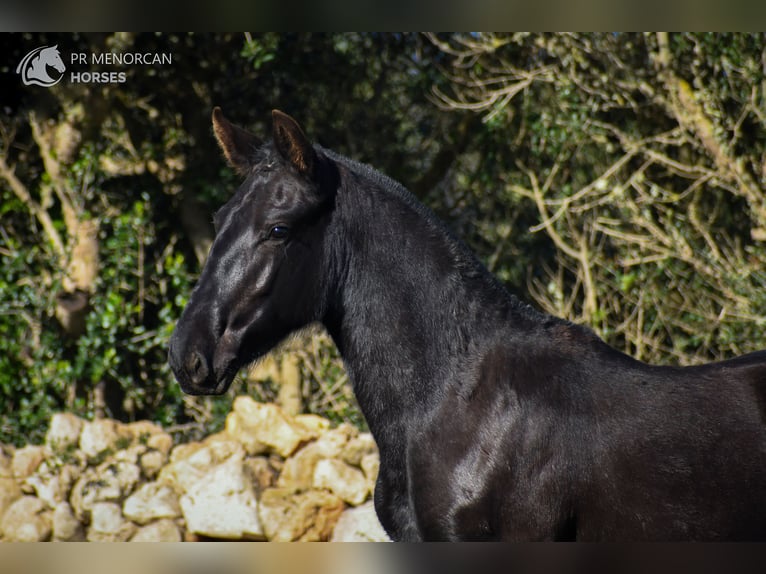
{"left": 169, "top": 109, "right": 766, "bottom": 541}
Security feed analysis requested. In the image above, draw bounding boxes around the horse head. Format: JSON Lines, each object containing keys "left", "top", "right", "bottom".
{"left": 168, "top": 109, "right": 338, "bottom": 395}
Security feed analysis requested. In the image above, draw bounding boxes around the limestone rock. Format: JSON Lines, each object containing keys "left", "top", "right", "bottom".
{"left": 71, "top": 468, "right": 118, "bottom": 520}
{"left": 331, "top": 501, "right": 390, "bottom": 542}
{"left": 126, "top": 420, "right": 164, "bottom": 442}
{"left": 204, "top": 430, "right": 234, "bottom": 446}
{"left": 87, "top": 501, "right": 135, "bottom": 542}
{"left": 243, "top": 456, "right": 278, "bottom": 496}
{"left": 112, "top": 444, "right": 147, "bottom": 466}
{"left": 0, "top": 408, "right": 382, "bottom": 544}
{"left": 159, "top": 439, "right": 243, "bottom": 494}
{"left": 0, "top": 477, "right": 23, "bottom": 523}
{"left": 313, "top": 458, "right": 369, "bottom": 506}
{"left": 341, "top": 433, "right": 378, "bottom": 467}
{"left": 123, "top": 482, "right": 181, "bottom": 525}
{"left": 178, "top": 449, "right": 264, "bottom": 540}
{"left": 168, "top": 441, "right": 205, "bottom": 464}
{"left": 294, "top": 414, "right": 332, "bottom": 434}
{"left": 361, "top": 453, "right": 380, "bottom": 487}
{"left": 52, "top": 502, "right": 85, "bottom": 541}
{"left": 276, "top": 424, "right": 355, "bottom": 491}
{"left": 130, "top": 518, "right": 182, "bottom": 542}
{"left": 12, "top": 445, "right": 47, "bottom": 478}
{"left": 276, "top": 442, "right": 326, "bottom": 491}
{"left": 225, "top": 396, "right": 319, "bottom": 457}
{"left": 45, "top": 413, "right": 85, "bottom": 451}
{"left": 79, "top": 419, "right": 129, "bottom": 460}
{"left": 138, "top": 449, "right": 167, "bottom": 479}
{"left": 99, "top": 460, "right": 141, "bottom": 496}
{"left": 69, "top": 468, "right": 122, "bottom": 521}
{"left": 69, "top": 460, "right": 140, "bottom": 521}
{"left": 146, "top": 432, "right": 174, "bottom": 457}
{"left": 1, "top": 496, "right": 52, "bottom": 542}
{"left": 315, "top": 423, "right": 357, "bottom": 456}
{"left": 259, "top": 487, "right": 345, "bottom": 542}
{"left": 24, "top": 461, "right": 80, "bottom": 508}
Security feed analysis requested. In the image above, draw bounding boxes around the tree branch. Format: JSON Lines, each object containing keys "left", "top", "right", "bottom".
{"left": 0, "top": 154, "right": 67, "bottom": 265}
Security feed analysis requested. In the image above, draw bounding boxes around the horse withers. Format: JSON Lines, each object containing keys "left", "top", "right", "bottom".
{"left": 168, "top": 108, "right": 766, "bottom": 541}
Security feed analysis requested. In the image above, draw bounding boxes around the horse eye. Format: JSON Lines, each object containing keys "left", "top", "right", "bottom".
{"left": 268, "top": 225, "right": 290, "bottom": 240}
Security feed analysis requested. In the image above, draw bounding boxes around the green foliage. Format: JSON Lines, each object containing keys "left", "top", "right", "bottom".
{"left": 0, "top": 185, "right": 204, "bottom": 445}
{"left": 241, "top": 33, "right": 279, "bottom": 70}
{"left": 0, "top": 241, "right": 64, "bottom": 445}
{"left": 75, "top": 194, "right": 194, "bottom": 424}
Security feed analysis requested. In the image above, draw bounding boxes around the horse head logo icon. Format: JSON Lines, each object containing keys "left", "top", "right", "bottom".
{"left": 16, "top": 45, "right": 66, "bottom": 87}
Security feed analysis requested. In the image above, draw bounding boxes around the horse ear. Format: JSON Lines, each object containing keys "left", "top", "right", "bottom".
{"left": 272, "top": 110, "right": 316, "bottom": 177}
{"left": 212, "top": 107, "right": 260, "bottom": 175}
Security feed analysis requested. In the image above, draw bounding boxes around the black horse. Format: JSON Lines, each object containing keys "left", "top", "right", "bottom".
{"left": 169, "top": 108, "right": 766, "bottom": 541}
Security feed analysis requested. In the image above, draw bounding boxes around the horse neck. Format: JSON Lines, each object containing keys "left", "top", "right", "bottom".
{"left": 321, "top": 163, "right": 514, "bottom": 441}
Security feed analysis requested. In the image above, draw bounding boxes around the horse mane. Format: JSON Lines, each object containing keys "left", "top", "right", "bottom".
{"left": 317, "top": 145, "right": 554, "bottom": 327}
{"left": 245, "top": 136, "right": 565, "bottom": 330}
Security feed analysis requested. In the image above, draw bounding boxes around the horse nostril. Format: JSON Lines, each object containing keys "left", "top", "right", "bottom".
{"left": 186, "top": 351, "right": 209, "bottom": 384}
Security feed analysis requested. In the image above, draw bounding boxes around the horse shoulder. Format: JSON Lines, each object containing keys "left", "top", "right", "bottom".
{"left": 405, "top": 334, "right": 586, "bottom": 539}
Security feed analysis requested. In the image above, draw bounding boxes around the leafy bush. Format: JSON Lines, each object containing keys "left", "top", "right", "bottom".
{"left": 0, "top": 184, "right": 218, "bottom": 445}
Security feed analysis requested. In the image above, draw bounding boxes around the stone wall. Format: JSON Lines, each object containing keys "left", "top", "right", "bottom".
{"left": 0, "top": 396, "right": 389, "bottom": 542}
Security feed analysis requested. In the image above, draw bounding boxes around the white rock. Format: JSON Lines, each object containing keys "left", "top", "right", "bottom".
{"left": 139, "top": 449, "right": 167, "bottom": 479}
{"left": 12, "top": 445, "right": 47, "bottom": 478}
{"left": 87, "top": 501, "right": 135, "bottom": 542}
{"left": 146, "top": 432, "right": 173, "bottom": 456}
{"left": 315, "top": 423, "right": 357, "bottom": 456}
{"left": 1, "top": 496, "right": 51, "bottom": 542}
{"left": 90, "top": 501, "right": 123, "bottom": 531}
{"left": 361, "top": 453, "right": 380, "bottom": 486}
{"left": 79, "top": 419, "right": 130, "bottom": 459}
{"left": 313, "top": 458, "right": 370, "bottom": 506}
{"left": 259, "top": 487, "right": 345, "bottom": 542}
{"left": 294, "top": 414, "right": 332, "bottom": 434}
{"left": 0, "top": 477, "right": 23, "bottom": 522}
{"left": 277, "top": 442, "right": 327, "bottom": 491}
{"left": 159, "top": 439, "right": 244, "bottom": 494}
{"left": 125, "top": 420, "right": 164, "bottom": 442}
{"left": 178, "top": 450, "right": 264, "bottom": 540}
{"left": 52, "top": 502, "right": 85, "bottom": 541}
{"left": 98, "top": 460, "right": 141, "bottom": 496}
{"left": 331, "top": 501, "right": 390, "bottom": 542}
{"left": 168, "top": 441, "right": 205, "bottom": 464}
{"left": 130, "top": 519, "right": 182, "bottom": 542}
{"left": 25, "top": 462, "right": 80, "bottom": 508}
{"left": 69, "top": 461, "right": 140, "bottom": 521}
{"left": 123, "top": 482, "right": 181, "bottom": 524}
{"left": 70, "top": 468, "right": 119, "bottom": 520}
{"left": 112, "top": 444, "right": 146, "bottom": 466}
{"left": 46, "top": 413, "right": 85, "bottom": 451}
{"left": 342, "top": 433, "right": 378, "bottom": 467}
{"left": 277, "top": 423, "right": 363, "bottom": 492}
{"left": 225, "top": 396, "right": 319, "bottom": 457}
